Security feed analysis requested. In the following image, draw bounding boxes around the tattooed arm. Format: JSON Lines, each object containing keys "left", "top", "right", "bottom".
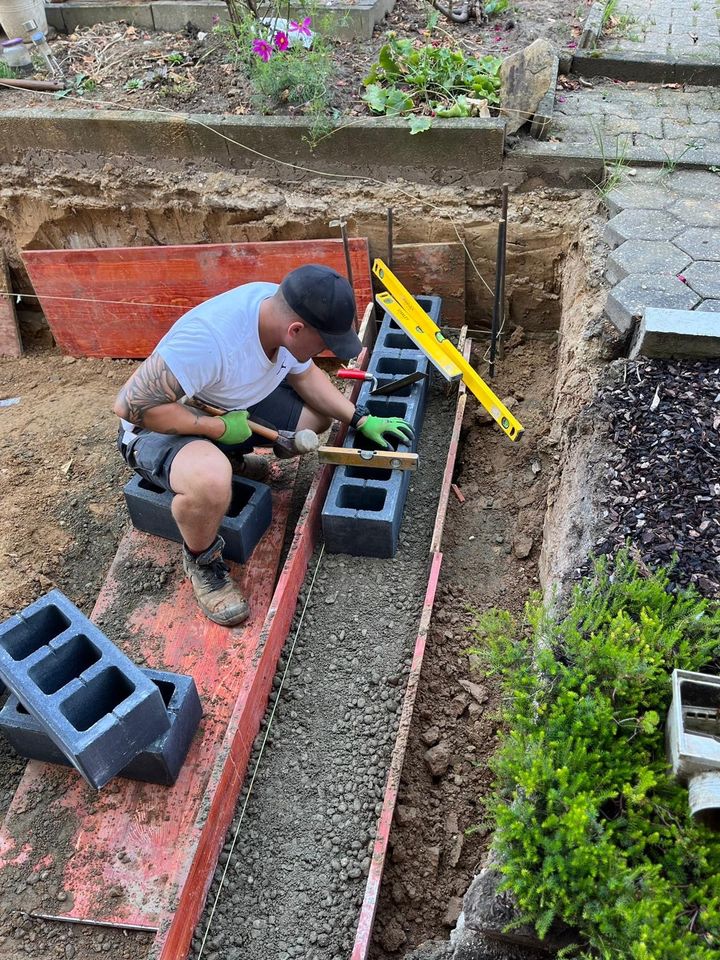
{"left": 112, "top": 353, "right": 225, "bottom": 439}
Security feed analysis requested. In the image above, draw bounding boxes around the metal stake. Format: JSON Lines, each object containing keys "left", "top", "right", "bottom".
{"left": 330, "top": 218, "right": 354, "bottom": 290}
{"left": 489, "top": 183, "right": 509, "bottom": 378}
{"left": 387, "top": 208, "right": 394, "bottom": 270}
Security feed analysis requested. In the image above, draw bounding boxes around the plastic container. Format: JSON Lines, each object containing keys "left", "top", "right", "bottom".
{"left": 1, "top": 37, "right": 33, "bottom": 76}
{"left": 0, "top": 0, "right": 47, "bottom": 44}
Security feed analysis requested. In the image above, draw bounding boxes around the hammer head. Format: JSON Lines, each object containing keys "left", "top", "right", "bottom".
{"left": 273, "top": 428, "right": 320, "bottom": 459}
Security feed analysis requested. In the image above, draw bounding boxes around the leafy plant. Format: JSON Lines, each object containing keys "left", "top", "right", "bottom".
{"left": 0, "top": 61, "right": 18, "bottom": 80}
{"left": 484, "top": 0, "right": 509, "bottom": 14}
{"left": 124, "top": 78, "right": 144, "bottom": 91}
{"left": 363, "top": 36, "right": 502, "bottom": 132}
{"left": 165, "top": 51, "right": 186, "bottom": 65}
{"left": 471, "top": 551, "right": 720, "bottom": 960}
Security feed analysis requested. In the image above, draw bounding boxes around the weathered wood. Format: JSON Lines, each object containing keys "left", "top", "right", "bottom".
{"left": 0, "top": 252, "right": 22, "bottom": 358}
{"left": 22, "top": 240, "right": 373, "bottom": 359}
{"left": 317, "top": 447, "right": 418, "bottom": 471}
{"left": 391, "top": 242, "right": 465, "bottom": 326}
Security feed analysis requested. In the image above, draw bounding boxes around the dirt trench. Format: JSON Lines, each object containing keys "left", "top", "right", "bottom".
{"left": 0, "top": 167, "right": 611, "bottom": 960}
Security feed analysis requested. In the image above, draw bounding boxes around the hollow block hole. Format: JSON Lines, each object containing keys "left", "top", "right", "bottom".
{"left": 376, "top": 358, "right": 418, "bottom": 376}
{"left": 153, "top": 677, "right": 176, "bottom": 708}
{"left": 384, "top": 333, "right": 415, "bottom": 350}
{"left": 61, "top": 667, "right": 135, "bottom": 732}
{"left": 227, "top": 484, "right": 253, "bottom": 518}
{"left": 337, "top": 487, "right": 387, "bottom": 512}
{"left": 29, "top": 634, "right": 101, "bottom": 695}
{"left": 1, "top": 606, "right": 71, "bottom": 661}
{"left": 346, "top": 467, "right": 393, "bottom": 481}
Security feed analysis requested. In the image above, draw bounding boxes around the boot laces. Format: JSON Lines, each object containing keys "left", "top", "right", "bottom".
{"left": 198, "top": 554, "right": 231, "bottom": 593}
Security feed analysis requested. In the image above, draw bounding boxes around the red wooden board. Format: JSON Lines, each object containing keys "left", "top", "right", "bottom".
{"left": 0, "top": 459, "right": 298, "bottom": 936}
{"left": 22, "top": 240, "right": 373, "bottom": 358}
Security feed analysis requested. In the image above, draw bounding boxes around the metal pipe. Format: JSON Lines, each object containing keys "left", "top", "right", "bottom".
{"left": 489, "top": 184, "right": 509, "bottom": 377}
{"left": 387, "top": 208, "right": 393, "bottom": 270}
{"left": 0, "top": 78, "right": 64, "bottom": 91}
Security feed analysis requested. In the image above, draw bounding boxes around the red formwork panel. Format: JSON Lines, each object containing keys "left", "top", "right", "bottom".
{"left": 0, "top": 460, "right": 298, "bottom": 936}
{"left": 22, "top": 240, "right": 373, "bottom": 358}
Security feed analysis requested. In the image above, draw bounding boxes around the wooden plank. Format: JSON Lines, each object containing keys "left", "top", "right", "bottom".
{"left": 0, "top": 252, "right": 22, "bottom": 358}
{"left": 392, "top": 242, "right": 465, "bottom": 327}
{"left": 317, "top": 447, "right": 418, "bottom": 471}
{"left": 0, "top": 459, "right": 299, "bottom": 932}
{"left": 22, "top": 240, "right": 373, "bottom": 359}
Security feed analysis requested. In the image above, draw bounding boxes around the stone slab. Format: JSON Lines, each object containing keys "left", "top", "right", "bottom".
{"left": 674, "top": 227, "right": 720, "bottom": 261}
{"left": 606, "top": 273, "right": 700, "bottom": 335}
{"left": 683, "top": 261, "right": 720, "bottom": 300}
{"left": 604, "top": 208, "right": 684, "bottom": 248}
{"left": 61, "top": 2, "right": 154, "bottom": 30}
{"left": 606, "top": 240, "right": 690, "bottom": 287}
{"left": 660, "top": 170, "right": 720, "bottom": 199}
{"left": 605, "top": 182, "right": 677, "bottom": 218}
{"left": 579, "top": 1, "right": 604, "bottom": 50}
{"left": 500, "top": 38, "right": 559, "bottom": 135}
{"left": 698, "top": 300, "right": 720, "bottom": 312}
{"left": 629, "top": 306, "right": 720, "bottom": 359}
{"left": 671, "top": 197, "right": 720, "bottom": 227}
{"left": 572, "top": 50, "right": 720, "bottom": 86}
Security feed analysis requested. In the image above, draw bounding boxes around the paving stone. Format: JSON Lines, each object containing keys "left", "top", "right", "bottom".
{"left": 670, "top": 197, "right": 720, "bottom": 227}
{"left": 606, "top": 273, "right": 701, "bottom": 335}
{"left": 605, "top": 182, "right": 677, "bottom": 218}
{"left": 662, "top": 120, "right": 720, "bottom": 142}
{"left": 604, "top": 209, "right": 684, "bottom": 248}
{"left": 682, "top": 261, "right": 720, "bottom": 299}
{"left": 659, "top": 170, "right": 720, "bottom": 199}
{"left": 674, "top": 227, "right": 720, "bottom": 261}
{"left": 606, "top": 240, "right": 691, "bottom": 286}
{"left": 697, "top": 300, "right": 720, "bottom": 312}
{"left": 629, "top": 306, "right": 720, "bottom": 359}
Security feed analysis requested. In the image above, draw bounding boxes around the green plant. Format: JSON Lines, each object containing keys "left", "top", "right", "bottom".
{"left": 166, "top": 51, "right": 186, "bottom": 65}
{"left": 0, "top": 61, "right": 18, "bottom": 80}
{"left": 250, "top": 39, "right": 332, "bottom": 111}
{"left": 363, "top": 37, "right": 502, "bottom": 132}
{"left": 661, "top": 139, "right": 699, "bottom": 176}
{"left": 602, "top": 0, "right": 618, "bottom": 25}
{"left": 471, "top": 551, "right": 720, "bottom": 960}
{"left": 484, "top": 0, "right": 509, "bottom": 14}
{"left": 124, "top": 78, "right": 144, "bottom": 91}
{"left": 588, "top": 120, "right": 630, "bottom": 198}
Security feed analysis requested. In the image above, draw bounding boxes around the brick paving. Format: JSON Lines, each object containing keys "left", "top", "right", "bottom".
{"left": 602, "top": 0, "right": 720, "bottom": 58}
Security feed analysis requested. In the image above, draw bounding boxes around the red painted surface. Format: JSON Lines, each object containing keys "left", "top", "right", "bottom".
{"left": 352, "top": 339, "right": 471, "bottom": 960}
{"left": 0, "top": 461, "right": 298, "bottom": 932}
{"left": 22, "top": 240, "right": 374, "bottom": 358}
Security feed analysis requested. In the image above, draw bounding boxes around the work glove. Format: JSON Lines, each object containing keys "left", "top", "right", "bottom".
{"left": 217, "top": 409, "right": 252, "bottom": 445}
{"left": 357, "top": 415, "right": 414, "bottom": 450}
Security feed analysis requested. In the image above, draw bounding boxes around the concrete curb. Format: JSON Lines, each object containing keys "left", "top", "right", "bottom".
{"left": 579, "top": 1, "right": 604, "bottom": 51}
{"left": 44, "top": 0, "right": 394, "bottom": 40}
{"left": 0, "top": 108, "right": 506, "bottom": 181}
{"left": 510, "top": 140, "right": 720, "bottom": 174}
{"left": 572, "top": 50, "right": 720, "bottom": 86}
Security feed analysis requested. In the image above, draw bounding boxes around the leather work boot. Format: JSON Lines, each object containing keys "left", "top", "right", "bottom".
{"left": 182, "top": 536, "right": 250, "bottom": 627}
{"left": 229, "top": 453, "right": 271, "bottom": 483}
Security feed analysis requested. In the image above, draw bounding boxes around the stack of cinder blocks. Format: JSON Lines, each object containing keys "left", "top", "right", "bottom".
{"left": 322, "top": 296, "right": 441, "bottom": 558}
{"left": 0, "top": 590, "right": 202, "bottom": 788}
{"left": 124, "top": 474, "right": 272, "bottom": 564}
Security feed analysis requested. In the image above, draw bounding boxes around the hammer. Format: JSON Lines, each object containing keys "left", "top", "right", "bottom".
{"left": 188, "top": 398, "right": 320, "bottom": 458}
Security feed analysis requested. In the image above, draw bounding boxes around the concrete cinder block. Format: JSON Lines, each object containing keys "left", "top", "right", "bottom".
{"left": 322, "top": 302, "right": 438, "bottom": 558}
{"left": 124, "top": 474, "right": 272, "bottom": 564}
{"left": 0, "top": 590, "right": 170, "bottom": 789}
{"left": 629, "top": 306, "right": 720, "bottom": 359}
{"left": 0, "top": 668, "right": 202, "bottom": 786}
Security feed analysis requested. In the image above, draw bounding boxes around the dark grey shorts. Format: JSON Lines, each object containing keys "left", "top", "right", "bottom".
{"left": 117, "top": 381, "right": 305, "bottom": 493}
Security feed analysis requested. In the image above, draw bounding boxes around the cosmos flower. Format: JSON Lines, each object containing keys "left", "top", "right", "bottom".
{"left": 274, "top": 30, "right": 289, "bottom": 51}
{"left": 252, "top": 37, "right": 273, "bottom": 61}
{"left": 290, "top": 16, "right": 312, "bottom": 36}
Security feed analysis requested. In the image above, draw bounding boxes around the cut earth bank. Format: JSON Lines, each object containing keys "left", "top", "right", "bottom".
{"left": 0, "top": 151, "right": 617, "bottom": 960}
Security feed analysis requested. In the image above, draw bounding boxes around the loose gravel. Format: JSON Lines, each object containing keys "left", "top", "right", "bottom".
{"left": 190, "top": 381, "right": 456, "bottom": 960}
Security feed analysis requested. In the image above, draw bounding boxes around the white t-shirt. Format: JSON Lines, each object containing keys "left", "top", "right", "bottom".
{"left": 120, "top": 282, "right": 311, "bottom": 443}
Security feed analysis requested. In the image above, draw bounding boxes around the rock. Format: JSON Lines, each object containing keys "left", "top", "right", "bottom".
{"left": 421, "top": 725, "right": 441, "bottom": 746}
{"left": 458, "top": 680, "right": 489, "bottom": 705}
{"left": 500, "top": 39, "right": 560, "bottom": 135}
{"left": 395, "top": 804, "right": 418, "bottom": 826}
{"left": 444, "top": 895, "right": 463, "bottom": 927}
{"left": 449, "top": 693, "right": 470, "bottom": 717}
{"left": 426, "top": 844, "right": 441, "bottom": 875}
{"left": 424, "top": 742, "right": 452, "bottom": 778}
{"left": 513, "top": 535, "right": 534, "bottom": 559}
{"left": 445, "top": 811, "right": 459, "bottom": 836}
{"left": 448, "top": 832, "right": 464, "bottom": 868}
{"left": 380, "top": 918, "right": 407, "bottom": 952}
{"left": 507, "top": 325, "right": 526, "bottom": 349}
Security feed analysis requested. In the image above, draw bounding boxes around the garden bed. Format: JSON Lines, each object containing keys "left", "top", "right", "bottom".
{"left": 1, "top": 0, "right": 588, "bottom": 125}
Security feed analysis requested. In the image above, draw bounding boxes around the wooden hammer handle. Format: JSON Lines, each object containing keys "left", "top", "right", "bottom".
{"left": 188, "top": 398, "right": 279, "bottom": 442}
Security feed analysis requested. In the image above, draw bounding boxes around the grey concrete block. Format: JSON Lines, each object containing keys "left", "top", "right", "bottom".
{"left": 571, "top": 51, "right": 676, "bottom": 85}
{"left": 124, "top": 473, "right": 272, "bottom": 564}
{"left": 660, "top": 170, "right": 720, "bottom": 199}
{"left": 151, "top": 1, "right": 224, "bottom": 32}
{"left": 605, "top": 182, "right": 677, "bottom": 219}
{"left": 697, "top": 300, "right": 720, "bottom": 312}
{"left": 0, "top": 590, "right": 170, "bottom": 789}
{"left": 60, "top": 2, "right": 154, "bottom": 30}
{"left": 629, "top": 306, "right": 720, "bottom": 359}
{"left": 671, "top": 197, "right": 720, "bottom": 227}
{"left": 674, "top": 227, "right": 720, "bottom": 261}
{"left": 0, "top": 668, "right": 202, "bottom": 786}
{"left": 579, "top": 1, "right": 605, "bottom": 50}
{"left": 606, "top": 240, "right": 690, "bottom": 287}
{"left": 604, "top": 208, "right": 684, "bottom": 248}
{"left": 683, "top": 261, "right": 720, "bottom": 299}
{"left": 606, "top": 273, "right": 701, "bottom": 335}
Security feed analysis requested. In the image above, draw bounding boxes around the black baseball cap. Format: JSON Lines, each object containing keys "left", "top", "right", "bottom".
{"left": 281, "top": 264, "right": 361, "bottom": 361}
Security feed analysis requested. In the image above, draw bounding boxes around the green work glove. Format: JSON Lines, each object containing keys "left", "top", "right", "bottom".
{"left": 357, "top": 415, "right": 414, "bottom": 450}
{"left": 217, "top": 409, "right": 252, "bottom": 445}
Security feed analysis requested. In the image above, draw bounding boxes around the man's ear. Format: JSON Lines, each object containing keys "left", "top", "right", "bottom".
{"left": 287, "top": 321, "right": 305, "bottom": 338}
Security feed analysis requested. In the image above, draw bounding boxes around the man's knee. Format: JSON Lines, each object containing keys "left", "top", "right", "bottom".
{"left": 170, "top": 441, "right": 232, "bottom": 504}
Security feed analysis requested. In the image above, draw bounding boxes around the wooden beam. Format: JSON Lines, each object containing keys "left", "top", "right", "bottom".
{"left": 0, "top": 252, "right": 22, "bottom": 357}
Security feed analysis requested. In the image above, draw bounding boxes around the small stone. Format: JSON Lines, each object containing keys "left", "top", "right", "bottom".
{"left": 379, "top": 919, "right": 407, "bottom": 952}
{"left": 458, "top": 679, "right": 489, "bottom": 705}
{"left": 395, "top": 804, "right": 418, "bottom": 826}
{"left": 421, "top": 725, "right": 440, "bottom": 746}
{"left": 424, "top": 742, "right": 452, "bottom": 778}
{"left": 513, "top": 535, "right": 533, "bottom": 559}
{"left": 444, "top": 895, "right": 463, "bottom": 927}
{"left": 61, "top": 356, "right": 77, "bottom": 365}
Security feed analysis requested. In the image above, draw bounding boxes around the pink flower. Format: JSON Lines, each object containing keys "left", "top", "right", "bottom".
{"left": 290, "top": 16, "right": 312, "bottom": 36}
{"left": 274, "top": 30, "right": 289, "bottom": 50}
{"left": 557, "top": 95, "right": 567, "bottom": 102}
{"left": 567, "top": 40, "right": 578, "bottom": 48}
{"left": 252, "top": 38, "right": 273, "bottom": 61}
{"left": 677, "top": 274, "right": 688, "bottom": 284}
{"left": 211, "top": 13, "right": 219, "bottom": 24}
